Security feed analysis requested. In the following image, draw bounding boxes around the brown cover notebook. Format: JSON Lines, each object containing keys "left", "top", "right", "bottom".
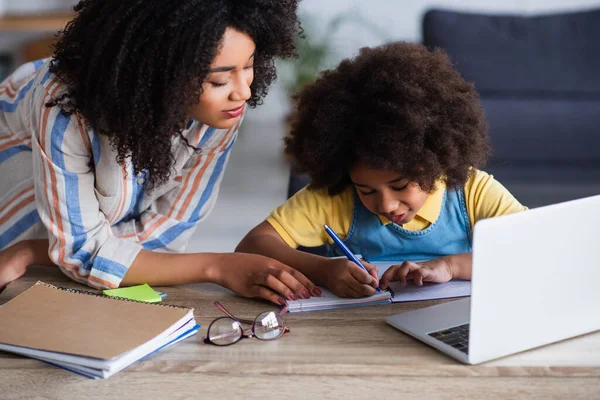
{"left": 0, "top": 281, "right": 192, "bottom": 360}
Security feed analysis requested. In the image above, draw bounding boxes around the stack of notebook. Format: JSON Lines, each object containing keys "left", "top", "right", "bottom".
{"left": 0, "top": 282, "right": 199, "bottom": 379}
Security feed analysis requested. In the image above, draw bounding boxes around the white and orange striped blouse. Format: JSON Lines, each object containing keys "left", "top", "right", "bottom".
{"left": 0, "top": 59, "right": 242, "bottom": 289}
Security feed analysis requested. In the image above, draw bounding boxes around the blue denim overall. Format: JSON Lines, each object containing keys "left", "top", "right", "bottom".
{"left": 318, "top": 189, "right": 472, "bottom": 261}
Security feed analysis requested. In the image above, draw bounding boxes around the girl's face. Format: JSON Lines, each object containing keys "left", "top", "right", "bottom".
{"left": 187, "top": 27, "right": 255, "bottom": 129}
{"left": 349, "top": 161, "right": 430, "bottom": 226}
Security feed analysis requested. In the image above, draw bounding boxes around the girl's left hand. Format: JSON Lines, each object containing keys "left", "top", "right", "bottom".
{"left": 379, "top": 258, "right": 453, "bottom": 289}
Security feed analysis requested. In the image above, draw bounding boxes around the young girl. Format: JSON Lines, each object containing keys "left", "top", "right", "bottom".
{"left": 236, "top": 42, "right": 527, "bottom": 298}
{"left": 0, "top": 0, "right": 320, "bottom": 305}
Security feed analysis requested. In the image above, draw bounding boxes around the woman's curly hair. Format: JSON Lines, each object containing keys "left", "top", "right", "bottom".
{"left": 48, "top": 0, "right": 301, "bottom": 188}
{"left": 285, "top": 42, "right": 491, "bottom": 195}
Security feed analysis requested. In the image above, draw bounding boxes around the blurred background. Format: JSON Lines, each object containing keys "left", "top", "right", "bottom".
{"left": 1, "top": 0, "right": 599, "bottom": 252}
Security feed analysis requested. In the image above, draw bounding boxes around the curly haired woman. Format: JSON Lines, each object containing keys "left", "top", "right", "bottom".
{"left": 237, "top": 42, "right": 527, "bottom": 298}
{"left": 0, "top": 0, "right": 321, "bottom": 305}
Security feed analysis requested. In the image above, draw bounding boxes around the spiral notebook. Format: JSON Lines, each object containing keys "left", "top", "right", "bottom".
{"left": 287, "top": 261, "right": 471, "bottom": 312}
{"left": 0, "top": 281, "right": 200, "bottom": 379}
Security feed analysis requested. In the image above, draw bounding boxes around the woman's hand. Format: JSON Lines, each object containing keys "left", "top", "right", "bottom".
{"left": 213, "top": 253, "right": 321, "bottom": 306}
{"left": 0, "top": 241, "right": 36, "bottom": 293}
{"left": 380, "top": 258, "right": 453, "bottom": 289}
{"left": 321, "top": 258, "right": 379, "bottom": 298}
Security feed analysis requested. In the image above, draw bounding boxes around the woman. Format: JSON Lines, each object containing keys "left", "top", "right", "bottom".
{"left": 0, "top": 0, "right": 319, "bottom": 305}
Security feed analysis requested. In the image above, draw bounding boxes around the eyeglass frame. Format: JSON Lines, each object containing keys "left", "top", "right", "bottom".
{"left": 203, "top": 301, "right": 290, "bottom": 346}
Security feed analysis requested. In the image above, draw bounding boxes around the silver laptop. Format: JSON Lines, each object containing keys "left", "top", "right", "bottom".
{"left": 386, "top": 194, "right": 600, "bottom": 364}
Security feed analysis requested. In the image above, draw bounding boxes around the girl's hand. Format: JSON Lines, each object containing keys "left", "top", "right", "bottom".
{"left": 214, "top": 253, "right": 321, "bottom": 306}
{"left": 322, "top": 258, "right": 379, "bottom": 298}
{"left": 380, "top": 258, "right": 453, "bottom": 289}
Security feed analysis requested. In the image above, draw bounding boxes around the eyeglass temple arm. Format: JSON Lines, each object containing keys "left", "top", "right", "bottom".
{"left": 214, "top": 301, "right": 255, "bottom": 324}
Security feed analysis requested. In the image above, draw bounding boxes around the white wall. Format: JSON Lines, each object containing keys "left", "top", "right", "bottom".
{"left": 2, "top": 0, "right": 599, "bottom": 119}
{"left": 249, "top": 0, "right": 600, "bottom": 123}
{"left": 299, "top": 0, "right": 600, "bottom": 45}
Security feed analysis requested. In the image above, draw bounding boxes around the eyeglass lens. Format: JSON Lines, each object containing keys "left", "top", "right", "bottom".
{"left": 253, "top": 311, "right": 285, "bottom": 340}
{"left": 208, "top": 317, "right": 243, "bottom": 345}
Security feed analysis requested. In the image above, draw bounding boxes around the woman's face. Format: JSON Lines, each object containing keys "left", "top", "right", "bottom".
{"left": 187, "top": 27, "right": 255, "bottom": 129}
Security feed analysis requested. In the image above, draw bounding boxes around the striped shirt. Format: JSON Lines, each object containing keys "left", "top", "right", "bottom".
{"left": 0, "top": 59, "right": 241, "bottom": 289}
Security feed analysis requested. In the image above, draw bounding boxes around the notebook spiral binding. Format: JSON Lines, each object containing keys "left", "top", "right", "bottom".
{"left": 385, "top": 286, "right": 395, "bottom": 299}
{"left": 36, "top": 281, "right": 187, "bottom": 309}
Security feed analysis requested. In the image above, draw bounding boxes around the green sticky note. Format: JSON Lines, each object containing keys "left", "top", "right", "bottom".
{"left": 103, "top": 284, "right": 162, "bottom": 303}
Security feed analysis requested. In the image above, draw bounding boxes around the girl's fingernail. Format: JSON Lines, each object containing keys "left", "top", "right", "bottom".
{"left": 302, "top": 290, "right": 311, "bottom": 299}
{"left": 312, "top": 288, "right": 322, "bottom": 296}
{"left": 289, "top": 293, "right": 298, "bottom": 300}
{"left": 277, "top": 297, "right": 287, "bottom": 306}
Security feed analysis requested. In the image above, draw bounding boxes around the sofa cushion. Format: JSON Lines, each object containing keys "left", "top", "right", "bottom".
{"left": 481, "top": 96, "right": 600, "bottom": 164}
{"left": 422, "top": 8, "right": 600, "bottom": 94}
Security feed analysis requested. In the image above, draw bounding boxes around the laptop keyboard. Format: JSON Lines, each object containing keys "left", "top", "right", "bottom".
{"left": 428, "top": 324, "right": 470, "bottom": 354}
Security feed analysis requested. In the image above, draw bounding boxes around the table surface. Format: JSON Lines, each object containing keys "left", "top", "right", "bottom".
{"left": 1, "top": 266, "right": 599, "bottom": 399}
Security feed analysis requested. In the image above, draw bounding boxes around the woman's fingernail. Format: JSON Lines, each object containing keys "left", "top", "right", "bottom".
{"left": 312, "top": 288, "right": 322, "bottom": 296}
{"left": 289, "top": 293, "right": 298, "bottom": 300}
{"left": 277, "top": 297, "right": 287, "bottom": 306}
{"left": 302, "top": 290, "right": 311, "bottom": 299}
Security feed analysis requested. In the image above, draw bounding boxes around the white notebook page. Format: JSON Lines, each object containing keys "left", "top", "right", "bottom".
{"left": 373, "top": 261, "right": 471, "bottom": 302}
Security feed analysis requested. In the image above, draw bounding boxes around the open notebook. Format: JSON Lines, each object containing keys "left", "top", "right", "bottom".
{"left": 0, "top": 282, "right": 200, "bottom": 379}
{"left": 287, "top": 261, "right": 471, "bottom": 312}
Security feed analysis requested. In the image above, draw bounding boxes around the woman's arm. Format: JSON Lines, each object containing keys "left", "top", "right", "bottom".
{"left": 123, "top": 249, "right": 319, "bottom": 303}
{"left": 0, "top": 240, "right": 53, "bottom": 290}
{"left": 1, "top": 237, "right": 318, "bottom": 304}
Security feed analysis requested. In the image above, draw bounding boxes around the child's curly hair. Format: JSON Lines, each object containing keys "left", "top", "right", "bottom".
{"left": 285, "top": 42, "right": 491, "bottom": 195}
{"left": 48, "top": 0, "right": 301, "bottom": 188}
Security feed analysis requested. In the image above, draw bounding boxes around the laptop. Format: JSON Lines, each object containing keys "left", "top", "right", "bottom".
{"left": 386, "top": 194, "right": 600, "bottom": 364}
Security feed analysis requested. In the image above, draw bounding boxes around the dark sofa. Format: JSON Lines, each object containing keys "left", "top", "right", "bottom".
{"left": 422, "top": 8, "right": 600, "bottom": 207}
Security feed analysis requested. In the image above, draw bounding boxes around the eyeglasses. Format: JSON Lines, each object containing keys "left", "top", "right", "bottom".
{"left": 204, "top": 301, "right": 290, "bottom": 346}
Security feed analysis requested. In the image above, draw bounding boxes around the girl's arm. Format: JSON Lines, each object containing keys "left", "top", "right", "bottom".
{"left": 236, "top": 221, "right": 378, "bottom": 297}
{"left": 237, "top": 221, "right": 331, "bottom": 286}
{"left": 446, "top": 252, "right": 472, "bottom": 280}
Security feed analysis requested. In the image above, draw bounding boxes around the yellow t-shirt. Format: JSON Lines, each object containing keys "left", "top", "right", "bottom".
{"left": 266, "top": 169, "right": 527, "bottom": 248}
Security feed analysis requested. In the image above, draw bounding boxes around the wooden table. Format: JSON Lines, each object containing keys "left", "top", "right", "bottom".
{"left": 1, "top": 266, "right": 599, "bottom": 399}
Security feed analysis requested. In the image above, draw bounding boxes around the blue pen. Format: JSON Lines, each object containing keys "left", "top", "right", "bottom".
{"left": 323, "top": 224, "right": 381, "bottom": 292}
